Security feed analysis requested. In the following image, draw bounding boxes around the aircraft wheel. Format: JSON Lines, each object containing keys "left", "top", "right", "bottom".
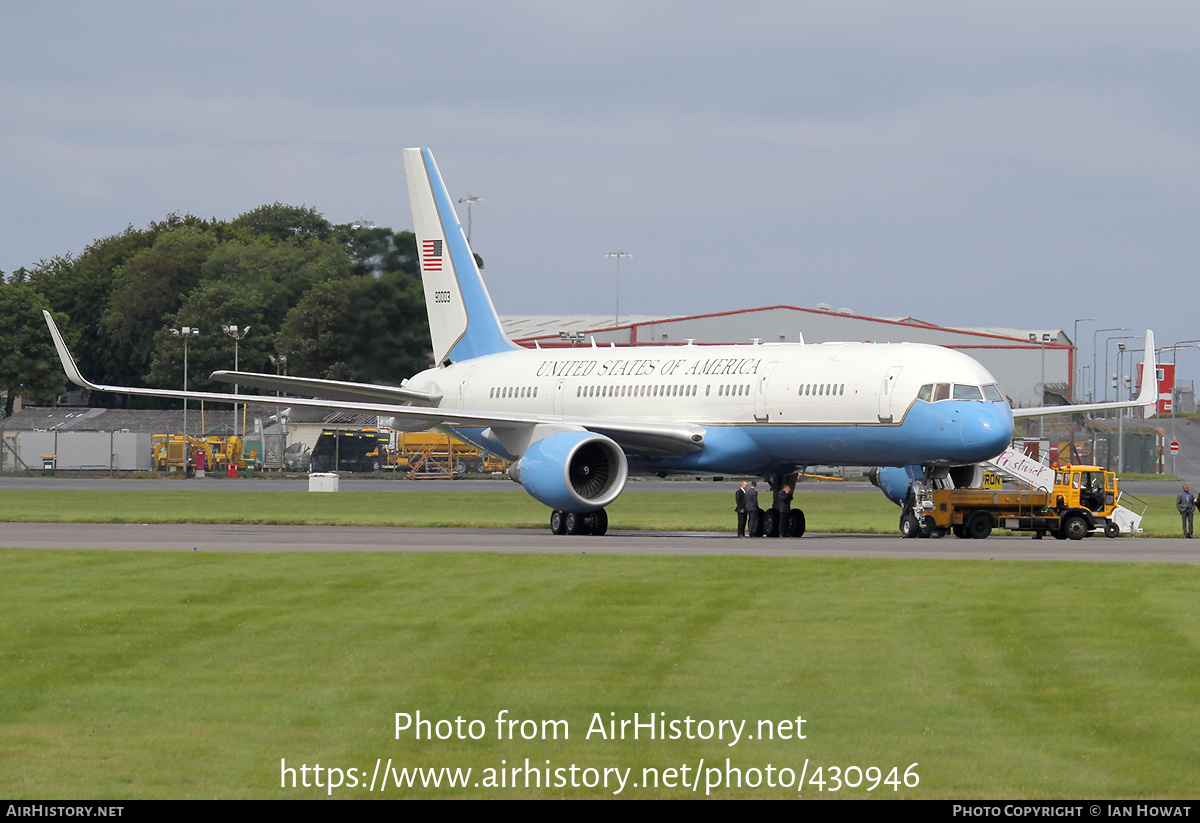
{"left": 790, "top": 509, "right": 805, "bottom": 538}
{"left": 1063, "top": 514, "right": 1089, "bottom": 541}
{"left": 762, "top": 509, "right": 779, "bottom": 538}
{"left": 592, "top": 509, "right": 608, "bottom": 536}
{"left": 900, "top": 513, "right": 920, "bottom": 539}
{"left": 550, "top": 510, "right": 567, "bottom": 535}
{"left": 966, "top": 510, "right": 993, "bottom": 540}
{"left": 921, "top": 515, "right": 940, "bottom": 538}
{"left": 1104, "top": 521, "right": 1121, "bottom": 538}
{"left": 565, "top": 512, "right": 586, "bottom": 535}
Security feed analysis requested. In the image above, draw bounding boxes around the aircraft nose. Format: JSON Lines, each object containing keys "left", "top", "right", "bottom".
{"left": 960, "top": 404, "right": 1014, "bottom": 458}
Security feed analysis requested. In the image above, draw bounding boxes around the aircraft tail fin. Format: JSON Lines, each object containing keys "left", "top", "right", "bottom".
{"left": 403, "top": 147, "right": 516, "bottom": 366}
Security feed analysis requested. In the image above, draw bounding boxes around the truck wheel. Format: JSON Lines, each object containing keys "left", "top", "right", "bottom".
{"left": 1104, "top": 521, "right": 1121, "bottom": 538}
{"left": 922, "top": 516, "right": 943, "bottom": 538}
{"left": 966, "top": 511, "right": 992, "bottom": 540}
{"left": 1063, "top": 515, "right": 1089, "bottom": 541}
{"left": 900, "top": 513, "right": 920, "bottom": 539}
{"left": 952, "top": 524, "right": 967, "bottom": 539}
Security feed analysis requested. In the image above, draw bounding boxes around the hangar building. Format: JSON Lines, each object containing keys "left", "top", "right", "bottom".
{"left": 501, "top": 305, "right": 1086, "bottom": 409}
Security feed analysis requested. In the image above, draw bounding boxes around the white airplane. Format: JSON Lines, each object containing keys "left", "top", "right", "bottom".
{"left": 42, "top": 147, "right": 1158, "bottom": 536}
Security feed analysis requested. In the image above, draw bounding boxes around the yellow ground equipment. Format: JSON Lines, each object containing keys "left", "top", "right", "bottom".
{"left": 904, "top": 464, "right": 1146, "bottom": 540}
{"left": 391, "top": 430, "right": 507, "bottom": 476}
{"left": 151, "top": 434, "right": 249, "bottom": 473}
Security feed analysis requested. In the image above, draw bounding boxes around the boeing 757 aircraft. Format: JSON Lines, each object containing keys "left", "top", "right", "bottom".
{"left": 42, "top": 147, "right": 1157, "bottom": 536}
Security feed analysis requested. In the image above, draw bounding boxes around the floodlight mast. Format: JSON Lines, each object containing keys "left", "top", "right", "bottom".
{"left": 222, "top": 325, "right": 251, "bottom": 439}
{"left": 605, "top": 247, "right": 632, "bottom": 327}
{"left": 169, "top": 326, "right": 199, "bottom": 471}
{"left": 457, "top": 194, "right": 482, "bottom": 244}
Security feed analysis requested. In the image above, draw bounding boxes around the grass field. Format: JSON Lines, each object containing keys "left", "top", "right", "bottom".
{"left": 0, "top": 489, "right": 1189, "bottom": 536}
{"left": 3, "top": 548, "right": 1200, "bottom": 799}
{"left": 3, "top": 488, "right": 1198, "bottom": 798}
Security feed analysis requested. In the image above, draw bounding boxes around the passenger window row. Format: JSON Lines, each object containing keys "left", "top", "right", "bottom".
{"left": 490, "top": 386, "right": 538, "bottom": 399}
{"left": 577, "top": 384, "right": 698, "bottom": 398}
{"left": 800, "top": 383, "right": 844, "bottom": 397}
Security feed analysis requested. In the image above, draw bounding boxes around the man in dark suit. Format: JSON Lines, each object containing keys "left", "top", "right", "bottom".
{"left": 1177, "top": 485, "right": 1195, "bottom": 538}
{"left": 745, "top": 482, "right": 760, "bottom": 537}
{"left": 735, "top": 481, "right": 749, "bottom": 537}
{"left": 776, "top": 484, "right": 794, "bottom": 537}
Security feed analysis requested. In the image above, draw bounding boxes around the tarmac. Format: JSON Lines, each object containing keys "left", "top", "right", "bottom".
{"left": 2, "top": 522, "right": 1198, "bottom": 564}
{"left": 2, "top": 470, "right": 1198, "bottom": 564}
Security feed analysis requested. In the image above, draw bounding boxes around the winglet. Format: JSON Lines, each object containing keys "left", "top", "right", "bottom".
{"left": 42, "top": 310, "right": 93, "bottom": 390}
{"left": 1134, "top": 329, "right": 1157, "bottom": 407}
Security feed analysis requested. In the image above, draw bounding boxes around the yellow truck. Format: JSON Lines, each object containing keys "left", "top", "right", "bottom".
{"left": 151, "top": 434, "right": 249, "bottom": 473}
{"left": 904, "top": 464, "right": 1146, "bottom": 540}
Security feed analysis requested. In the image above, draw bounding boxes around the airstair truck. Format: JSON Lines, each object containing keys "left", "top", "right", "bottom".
{"left": 904, "top": 463, "right": 1146, "bottom": 540}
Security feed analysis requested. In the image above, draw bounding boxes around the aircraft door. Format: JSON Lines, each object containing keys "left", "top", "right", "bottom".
{"left": 877, "top": 365, "right": 902, "bottom": 423}
{"left": 554, "top": 379, "right": 565, "bottom": 415}
{"left": 754, "top": 362, "right": 777, "bottom": 422}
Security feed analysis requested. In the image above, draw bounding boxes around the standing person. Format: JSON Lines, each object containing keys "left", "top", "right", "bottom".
{"left": 745, "top": 481, "right": 760, "bottom": 537}
{"left": 735, "top": 480, "right": 749, "bottom": 537}
{"left": 1177, "top": 485, "right": 1195, "bottom": 538}
{"left": 776, "top": 484, "right": 794, "bottom": 537}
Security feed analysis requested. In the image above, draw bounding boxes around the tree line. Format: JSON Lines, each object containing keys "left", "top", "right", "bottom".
{"left": 0, "top": 204, "right": 437, "bottom": 417}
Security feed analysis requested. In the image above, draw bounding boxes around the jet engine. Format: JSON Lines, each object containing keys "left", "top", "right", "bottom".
{"left": 868, "top": 466, "right": 922, "bottom": 507}
{"left": 515, "top": 431, "right": 629, "bottom": 512}
{"left": 869, "top": 463, "right": 988, "bottom": 506}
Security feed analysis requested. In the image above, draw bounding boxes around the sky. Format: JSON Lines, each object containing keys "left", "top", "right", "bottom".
{"left": 3, "top": 1, "right": 1199, "bottom": 384}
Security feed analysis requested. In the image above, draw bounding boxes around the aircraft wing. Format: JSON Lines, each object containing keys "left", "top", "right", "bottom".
{"left": 1011, "top": 330, "right": 1158, "bottom": 418}
{"left": 42, "top": 312, "right": 704, "bottom": 457}
{"left": 209, "top": 370, "right": 440, "bottom": 406}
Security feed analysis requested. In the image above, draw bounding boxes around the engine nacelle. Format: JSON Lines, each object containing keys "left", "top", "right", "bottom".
{"left": 870, "top": 463, "right": 987, "bottom": 507}
{"left": 516, "top": 431, "right": 629, "bottom": 512}
{"left": 868, "top": 465, "right": 925, "bottom": 507}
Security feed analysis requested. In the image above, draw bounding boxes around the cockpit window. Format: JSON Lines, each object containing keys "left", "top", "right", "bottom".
{"left": 917, "top": 384, "right": 933, "bottom": 402}
{"left": 983, "top": 384, "right": 1005, "bottom": 402}
{"left": 933, "top": 383, "right": 951, "bottom": 402}
{"left": 953, "top": 384, "right": 984, "bottom": 401}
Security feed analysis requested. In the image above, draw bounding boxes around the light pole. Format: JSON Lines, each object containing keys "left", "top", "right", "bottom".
{"left": 1105, "top": 334, "right": 1137, "bottom": 405}
{"left": 1094, "top": 327, "right": 1128, "bottom": 405}
{"left": 457, "top": 194, "right": 482, "bottom": 244}
{"left": 1029, "top": 332, "right": 1051, "bottom": 438}
{"left": 605, "top": 247, "right": 632, "bottom": 327}
{"left": 1073, "top": 317, "right": 1095, "bottom": 401}
{"left": 170, "top": 326, "right": 199, "bottom": 471}
{"left": 223, "top": 325, "right": 251, "bottom": 439}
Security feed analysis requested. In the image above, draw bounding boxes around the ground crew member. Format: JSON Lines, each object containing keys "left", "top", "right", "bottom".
{"left": 735, "top": 480, "right": 749, "bottom": 537}
{"left": 1177, "top": 484, "right": 1195, "bottom": 538}
{"left": 745, "top": 481, "right": 760, "bottom": 537}
{"left": 776, "top": 484, "right": 794, "bottom": 537}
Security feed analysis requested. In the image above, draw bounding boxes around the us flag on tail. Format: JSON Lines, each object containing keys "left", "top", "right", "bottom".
{"left": 421, "top": 239, "right": 443, "bottom": 271}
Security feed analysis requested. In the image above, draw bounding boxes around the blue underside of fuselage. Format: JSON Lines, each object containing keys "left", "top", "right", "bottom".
{"left": 450, "top": 399, "right": 1014, "bottom": 478}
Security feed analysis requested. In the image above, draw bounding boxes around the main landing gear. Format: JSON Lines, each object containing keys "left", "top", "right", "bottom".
{"left": 759, "top": 472, "right": 806, "bottom": 538}
{"left": 550, "top": 508, "right": 608, "bottom": 536}
{"left": 758, "top": 508, "right": 807, "bottom": 538}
